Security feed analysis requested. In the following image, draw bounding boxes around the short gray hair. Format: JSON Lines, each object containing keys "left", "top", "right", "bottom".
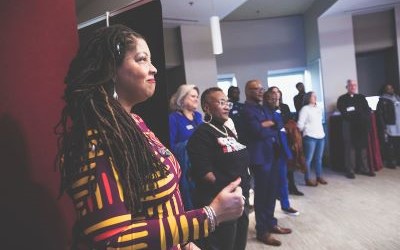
{"left": 169, "top": 84, "right": 199, "bottom": 111}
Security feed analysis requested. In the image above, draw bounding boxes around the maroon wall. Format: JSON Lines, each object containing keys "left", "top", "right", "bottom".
{"left": 0, "top": 1, "right": 78, "bottom": 248}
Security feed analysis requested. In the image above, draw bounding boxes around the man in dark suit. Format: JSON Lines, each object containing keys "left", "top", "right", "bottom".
{"left": 293, "top": 82, "right": 306, "bottom": 119}
{"left": 241, "top": 80, "right": 291, "bottom": 246}
{"left": 337, "top": 79, "right": 375, "bottom": 178}
{"left": 228, "top": 86, "right": 245, "bottom": 140}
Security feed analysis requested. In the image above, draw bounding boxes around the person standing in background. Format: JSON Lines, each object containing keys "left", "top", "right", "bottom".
{"left": 228, "top": 86, "right": 245, "bottom": 140}
{"left": 293, "top": 82, "right": 306, "bottom": 120}
{"left": 337, "top": 79, "right": 375, "bottom": 179}
{"left": 242, "top": 80, "right": 292, "bottom": 247}
{"left": 169, "top": 84, "right": 203, "bottom": 210}
{"left": 376, "top": 84, "right": 400, "bottom": 169}
{"left": 266, "top": 88, "right": 301, "bottom": 216}
{"left": 297, "top": 91, "right": 327, "bottom": 186}
{"left": 269, "top": 87, "right": 304, "bottom": 197}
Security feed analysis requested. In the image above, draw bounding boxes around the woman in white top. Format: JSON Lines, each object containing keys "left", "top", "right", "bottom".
{"left": 297, "top": 92, "right": 327, "bottom": 186}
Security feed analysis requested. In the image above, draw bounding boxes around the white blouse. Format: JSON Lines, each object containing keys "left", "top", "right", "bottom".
{"left": 297, "top": 104, "right": 325, "bottom": 139}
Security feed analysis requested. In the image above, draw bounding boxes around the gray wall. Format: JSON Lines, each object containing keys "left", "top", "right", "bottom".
{"left": 395, "top": 6, "right": 400, "bottom": 84}
{"left": 163, "top": 27, "right": 182, "bottom": 69}
{"left": 354, "top": 10, "right": 399, "bottom": 95}
{"left": 180, "top": 25, "right": 218, "bottom": 94}
{"left": 353, "top": 10, "right": 396, "bottom": 53}
{"left": 319, "top": 13, "right": 358, "bottom": 113}
{"left": 356, "top": 48, "right": 398, "bottom": 96}
{"left": 77, "top": 0, "right": 135, "bottom": 23}
{"left": 216, "top": 16, "right": 306, "bottom": 100}
{"left": 304, "top": 0, "right": 337, "bottom": 112}
{"left": 304, "top": 0, "right": 337, "bottom": 64}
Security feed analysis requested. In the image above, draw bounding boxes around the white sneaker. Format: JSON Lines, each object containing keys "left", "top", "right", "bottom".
{"left": 282, "top": 207, "right": 300, "bottom": 216}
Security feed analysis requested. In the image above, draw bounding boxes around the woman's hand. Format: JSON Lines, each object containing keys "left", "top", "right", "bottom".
{"left": 182, "top": 242, "right": 200, "bottom": 250}
{"left": 209, "top": 177, "right": 244, "bottom": 224}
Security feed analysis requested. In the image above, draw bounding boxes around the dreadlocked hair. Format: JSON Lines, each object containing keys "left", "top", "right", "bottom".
{"left": 55, "top": 24, "right": 168, "bottom": 213}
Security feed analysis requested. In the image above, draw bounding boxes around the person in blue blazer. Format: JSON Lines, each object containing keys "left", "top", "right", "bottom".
{"left": 241, "top": 80, "right": 292, "bottom": 246}
{"left": 264, "top": 88, "right": 299, "bottom": 217}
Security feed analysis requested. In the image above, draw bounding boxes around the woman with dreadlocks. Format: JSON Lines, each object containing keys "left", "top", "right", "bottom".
{"left": 55, "top": 24, "right": 244, "bottom": 250}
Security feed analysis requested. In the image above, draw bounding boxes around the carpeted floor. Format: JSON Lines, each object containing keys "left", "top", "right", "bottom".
{"left": 245, "top": 167, "right": 400, "bottom": 250}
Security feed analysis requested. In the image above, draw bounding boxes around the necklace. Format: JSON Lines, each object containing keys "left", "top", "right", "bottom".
{"left": 207, "top": 123, "right": 228, "bottom": 137}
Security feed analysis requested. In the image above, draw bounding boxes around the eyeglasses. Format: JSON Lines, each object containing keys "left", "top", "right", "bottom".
{"left": 249, "top": 87, "right": 265, "bottom": 93}
{"left": 217, "top": 100, "right": 233, "bottom": 109}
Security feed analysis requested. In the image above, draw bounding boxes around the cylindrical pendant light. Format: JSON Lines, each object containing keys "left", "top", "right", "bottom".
{"left": 210, "top": 16, "right": 223, "bottom": 55}
{"left": 106, "top": 11, "right": 110, "bottom": 27}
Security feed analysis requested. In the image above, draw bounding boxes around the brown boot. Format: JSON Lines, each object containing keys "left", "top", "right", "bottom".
{"left": 317, "top": 177, "right": 328, "bottom": 185}
{"left": 256, "top": 232, "right": 282, "bottom": 246}
{"left": 305, "top": 179, "right": 318, "bottom": 187}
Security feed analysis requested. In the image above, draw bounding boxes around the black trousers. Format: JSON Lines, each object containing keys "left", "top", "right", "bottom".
{"left": 342, "top": 121, "right": 370, "bottom": 174}
{"left": 197, "top": 207, "right": 249, "bottom": 250}
{"left": 385, "top": 136, "right": 400, "bottom": 165}
{"left": 287, "top": 169, "right": 298, "bottom": 192}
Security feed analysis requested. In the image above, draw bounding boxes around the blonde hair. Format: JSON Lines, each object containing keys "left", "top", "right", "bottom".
{"left": 169, "top": 84, "right": 199, "bottom": 111}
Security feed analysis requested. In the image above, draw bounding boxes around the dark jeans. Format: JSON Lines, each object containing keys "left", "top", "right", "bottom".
{"left": 287, "top": 169, "right": 299, "bottom": 192}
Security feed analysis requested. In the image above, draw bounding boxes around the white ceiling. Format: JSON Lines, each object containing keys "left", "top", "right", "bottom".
{"left": 323, "top": 0, "right": 400, "bottom": 17}
{"left": 75, "top": 0, "right": 400, "bottom": 26}
{"left": 223, "top": 0, "right": 317, "bottom": 21}
{"left": 161, "top": 0, "right": 247, "bottom": 27}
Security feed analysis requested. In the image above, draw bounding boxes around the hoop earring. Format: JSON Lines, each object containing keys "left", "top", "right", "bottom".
{"left": 204, "top": 113, "right": 213, "bottom": 123}
{"left": 113, "top": 84, "right": 118, "bottom": 100}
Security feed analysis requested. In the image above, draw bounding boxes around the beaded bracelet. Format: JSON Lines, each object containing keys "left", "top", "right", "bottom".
{"left": 204, "top": 206, "right": 218, "bottom": 232}
{"left": 208, "top": 205, "right": 218, "bottom": 226}
{"left": 203, "top": 206, "right": 212, "bottom": 231}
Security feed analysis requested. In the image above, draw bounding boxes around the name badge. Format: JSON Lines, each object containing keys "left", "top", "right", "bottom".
{"left": 346, "top": 106, "right": 355, "bottom": 112}
{"left": 232, "top": 110, "right": 238, "bottom": 115}
{"left": 186, "top": 124, "right": 194, "bottom": 130}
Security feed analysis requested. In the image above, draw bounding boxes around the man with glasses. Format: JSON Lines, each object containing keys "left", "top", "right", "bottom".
{"left": 337, "top": 79, "right": 375, "bottom": 178}
{"left": 241, "top": 80, "right": 292, "bottom": 246}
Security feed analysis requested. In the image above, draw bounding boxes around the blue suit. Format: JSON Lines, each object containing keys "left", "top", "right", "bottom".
{"left": 274, "top": 110, "right": 293, "bottom": 210}
{"left": 241, "top": 101, "right": 281, "bottom": 235}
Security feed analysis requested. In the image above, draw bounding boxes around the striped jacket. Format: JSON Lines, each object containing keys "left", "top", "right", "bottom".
{"left": 69, "top": 114, "right": 209, "bottom": 249}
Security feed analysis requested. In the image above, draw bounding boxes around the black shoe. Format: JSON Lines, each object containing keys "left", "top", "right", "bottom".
{"left": 346, "top": 173, "right": 355, "bottom": 179}
{"left": 386, "top": 163, "right": 396, "bottom": 169}
{"left": 359, "top": 171, "right": 376, "bottom": 177}
{"left": 289, "top": 189, "right": 304, "bottom": 196}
